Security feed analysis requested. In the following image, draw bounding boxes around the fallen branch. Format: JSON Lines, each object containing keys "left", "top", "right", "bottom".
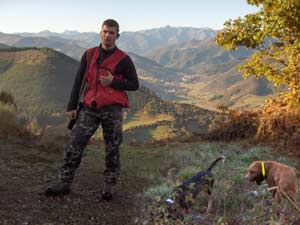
{"left": 268, "top": 186, "right": 300, "bottom": 212}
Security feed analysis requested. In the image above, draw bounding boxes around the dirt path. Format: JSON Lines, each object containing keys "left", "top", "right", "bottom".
{"left": 0, "top": 139, "right": 147, "bottom": 225}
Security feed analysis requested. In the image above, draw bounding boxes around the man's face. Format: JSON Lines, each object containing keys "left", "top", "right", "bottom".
{"left": 100, "top": 25, "right": 119, "bottom": 49}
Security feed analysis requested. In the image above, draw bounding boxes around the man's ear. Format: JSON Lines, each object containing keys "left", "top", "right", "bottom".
{"left": 117, "top": 33, "right": 120, "bottom": 38}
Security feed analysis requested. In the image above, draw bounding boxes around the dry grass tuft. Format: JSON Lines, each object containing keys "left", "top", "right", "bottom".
{"left": 188, "top": 99, "right": 300, "bottom": 156}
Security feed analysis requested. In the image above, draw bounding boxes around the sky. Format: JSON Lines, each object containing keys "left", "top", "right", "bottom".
{"left": 0, "top": 0, "right": 258, "bottom": 33}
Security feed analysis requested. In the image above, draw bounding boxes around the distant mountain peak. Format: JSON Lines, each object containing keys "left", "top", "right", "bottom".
{"left": 62, "top": 30, "right": 80, "bottom": 35}
{"left": 39, "top": 30, "right": 52, "bottom": 34}
{"left": 138, "top": 25, "right": 217, "bottom": 33}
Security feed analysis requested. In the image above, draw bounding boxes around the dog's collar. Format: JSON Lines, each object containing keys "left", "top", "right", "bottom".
{"left": 261, "top": 161, "right": 266, "bottom": 177}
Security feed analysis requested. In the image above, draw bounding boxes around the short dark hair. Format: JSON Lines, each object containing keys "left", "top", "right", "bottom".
{"left": 102, "top": 19, "right": 119, "bottom": 33}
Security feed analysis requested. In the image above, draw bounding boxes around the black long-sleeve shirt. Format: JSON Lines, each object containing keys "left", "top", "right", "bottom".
{"left": 67, "top": 44, "right": 139, "bottom": 111}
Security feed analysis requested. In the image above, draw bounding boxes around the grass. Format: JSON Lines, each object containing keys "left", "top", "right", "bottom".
{"left": 3, "top": 125, "right": 299, "bottom": 224}
{"left": 123, "top": 110, "right": 174, "bottom": 131}
{"left": 112, "top": 141, "right": 299, "bottom": 224}
{"left": 151, "top": 125, "right": 176, "bottom": 140}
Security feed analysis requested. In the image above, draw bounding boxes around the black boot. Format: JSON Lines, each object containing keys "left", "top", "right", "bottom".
{"left": 45, "top": 182, "right": 71, "bottom": 197}
{"left": 101, "top": 183, "right": 115, "bottom": 201}
{"left": 101, "top": 191, "right": 113, "bottom": 201}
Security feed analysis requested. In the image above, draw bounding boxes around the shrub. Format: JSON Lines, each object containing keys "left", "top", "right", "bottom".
{"left": 0, "top": 91, "right": 17, "bottom": 108}
{"left": 0, "top": 103, "right": 22, "bottom": 138}
{"left": 204, "top": 104, "right": 260, "bottom": 141}
{"left": 0, "top": 91, "right": 31, "bottom": 139}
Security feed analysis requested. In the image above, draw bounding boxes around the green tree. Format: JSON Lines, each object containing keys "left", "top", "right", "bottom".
{"left": 216, "top": 0, "right": 300, "bottom": 104}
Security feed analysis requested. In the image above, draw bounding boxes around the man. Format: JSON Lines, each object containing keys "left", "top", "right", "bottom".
{"left": 45, "top": 19, "right": 139, "bottom": 201}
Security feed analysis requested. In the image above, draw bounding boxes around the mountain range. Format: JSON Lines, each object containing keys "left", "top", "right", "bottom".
{"left": 14, "top": 26, "right": 217, "bottom": 55}
{"left": 0, "top": 26, "right": 276, "bottom": 110}
{"left": 0, "top": 32, "right": 86, "bottom": 60}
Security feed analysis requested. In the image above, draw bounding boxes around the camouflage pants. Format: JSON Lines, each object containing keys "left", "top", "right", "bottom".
{"left": 60, "top": 104, "right": 123, "bottom": 186}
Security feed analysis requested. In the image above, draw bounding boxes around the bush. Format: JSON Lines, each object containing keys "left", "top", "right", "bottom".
{"left": 0, "top": 91, "right": 17, "bottom": 108}
{"left": 0, "top": 103, "right": 22, "bottom": 138}
{"left": 0, "top": 91, "right": 31, "bottom": 139}
{"left": 204, "top": 104, "right": 260, "bottom": 141}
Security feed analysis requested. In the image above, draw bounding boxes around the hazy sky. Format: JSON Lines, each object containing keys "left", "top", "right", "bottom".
{"left": 0, "top": 0, "right": 258, "bottom": 33}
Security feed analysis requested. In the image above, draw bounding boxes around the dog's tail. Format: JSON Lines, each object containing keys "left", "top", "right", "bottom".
{"left": 207, "top": 156, "right": 225, "bottom": 171}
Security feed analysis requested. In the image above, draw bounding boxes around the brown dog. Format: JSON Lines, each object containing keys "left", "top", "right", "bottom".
{"left": 245, "top": 160, "right": 297, "bottom": 203}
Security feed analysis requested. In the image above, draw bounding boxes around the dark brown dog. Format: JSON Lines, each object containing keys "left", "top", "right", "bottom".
{"left": 245, "top": 160, "right": 297, "bottom": 203}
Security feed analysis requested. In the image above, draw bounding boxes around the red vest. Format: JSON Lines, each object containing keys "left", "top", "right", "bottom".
{"left": 83, "top": 47, "right": 129, "bottom": 108}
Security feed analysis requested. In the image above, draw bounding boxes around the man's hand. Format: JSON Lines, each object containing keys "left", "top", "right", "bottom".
{"left": 66, "top": 110, "right": 77, "bottom": 119}
{"left": 100, "top": 70, "right": 113, "bottom": 86}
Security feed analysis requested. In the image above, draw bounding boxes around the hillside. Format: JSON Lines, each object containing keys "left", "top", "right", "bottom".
{"left": 0, "top": 47, "right": 216, "bottom": 141}
{"left": 128, "top": 53, "right": 184, "bottom": 99}
{"left": 0, "top": 47, "right": 153, "bottom": 115}
{"left": 146, "top": 38, "right": 253, "bottom": 73}
{"left": 0, "top": 32, "right": 190, "bottom": 100}
{"left": 146, "top": 38, "right": 276, "bottom": 109}
{"left": 0, "top": 47, "right": 78, "bottom": 124}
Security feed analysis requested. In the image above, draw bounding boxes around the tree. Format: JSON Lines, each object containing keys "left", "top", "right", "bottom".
{"left": 216, "top": 0, "right": 300, "bottom": 105}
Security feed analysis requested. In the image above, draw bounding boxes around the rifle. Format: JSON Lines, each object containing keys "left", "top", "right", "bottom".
{"left": 67, "top": 47, "right": 97, "bottom": 130}
{"left": 67, "top": 102, "right": 83, "bottom": 130}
